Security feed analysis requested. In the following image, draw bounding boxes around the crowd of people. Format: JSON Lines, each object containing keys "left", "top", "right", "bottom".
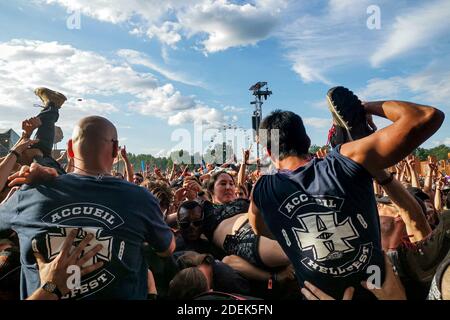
{"left": 0, "top": 87, "right": 448, "bottom": 300}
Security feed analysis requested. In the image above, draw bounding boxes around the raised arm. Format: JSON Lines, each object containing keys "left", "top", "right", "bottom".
{"left": 120, "top": 146, "right": 134, "bottom": 183}
{"left": 406, "top": 155, "right": 420, "bottom": 188}
{"left": 237, "top": 148, "right": 250, "bottom": 188}
{"left": 434, "top": 177, "right": 445, "bottom": 213}
{"left": 248, "top": 190, "right": 275, "bottom": 239}
{"left": 341, "top": 100, "right": 444, "bottom": 175}
{"left": 0, "top": 137, "right": 38, "bottom": 190}
{"left": 424, "top": 156, "right": 437, "bottom": 197}
{"left": 373, "top": 170, "right": 431, "bottom": 242}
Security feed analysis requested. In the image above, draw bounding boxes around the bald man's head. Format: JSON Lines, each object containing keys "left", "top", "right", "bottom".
{"left": 72, "top": 116, "right": 117, "bottom": 143}
{"left": 69, "top": 116, "right": 118, "bottom": 169}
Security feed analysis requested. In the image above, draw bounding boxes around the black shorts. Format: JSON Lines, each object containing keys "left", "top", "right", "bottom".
{"left": 223, "top": 220, "right": 267, "bottom": 269}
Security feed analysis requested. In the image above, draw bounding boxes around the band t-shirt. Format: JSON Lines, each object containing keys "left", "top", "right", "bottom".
{"left": 253, "top": 146, "right": 385, "bottom": 298}
{"left": 0, "top": 173, "right": 173, "bottom": 300}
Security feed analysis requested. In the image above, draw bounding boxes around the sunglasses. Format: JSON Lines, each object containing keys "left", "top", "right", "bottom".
{"left": 179, "top": 220, "right": 203, "bottom": 229}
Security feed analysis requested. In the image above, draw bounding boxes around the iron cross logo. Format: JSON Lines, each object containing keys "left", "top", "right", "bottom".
{"left": 45, "top": 227, "right": 113, "bottom": 266}
{"left": 292, "top": 212, "right": 359, "bottom": 261}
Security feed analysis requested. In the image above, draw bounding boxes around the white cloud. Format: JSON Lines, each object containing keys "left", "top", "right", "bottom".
{"left": 431, "top": 137, "right": 450, "bottom": 147}
{"left": 310, "top": 99, "right": 328, "bottom": 110}
{"left": 117, "top": 49, "right": 205, "bottom": 88}
{"left": 167, "top": 106, "right": 224, "bottom": 126}
{"left": 129, "top": 83, "right": 196, "bottom": 117}
{"left": 0, "top": 39, "right": 225, "bottom": 135}
{"left": 223, "top": 105, "right": 246, "bottom": 113}
{"left": 371, "top": 0, "right": 450, "bottom": 67}
{"left": 280, "top": 0, "right": 372, "bottom": 83}
{"left": 358, "top": 57, "right": 450, "bottom": 109}
{"left": 303, "top": 117, "right": 331, "bottom": 130}
{"left": 357, "top": 77, "right": 404, "bottom": 100}
{"left": 42, "top": 0, "right": 182, "bottom": 24}
{"left": 280, "top": 0, "right": 450, "bottom": 84}
{"left": 179, "top": 0, "right": 286, "bottom": 53}
{"left": 146, "top": 21, "right": 182, "bottom": 47}
{"left": 40, "top": 0, "right": 286, "bottom": 53}
{"left": 292, "top": 60, "right": 331, "bottom": 84}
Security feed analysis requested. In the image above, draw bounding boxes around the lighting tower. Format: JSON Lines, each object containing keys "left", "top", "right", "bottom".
{"left": 249, "top": 81, "right": 272, "bottom": 159}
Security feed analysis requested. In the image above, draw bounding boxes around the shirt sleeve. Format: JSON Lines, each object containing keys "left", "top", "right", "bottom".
{"left": 330, "top": 145, "right": 372, "bottom": 179}
{"left": 0, "top": 189, "right": 19, "bottom": 232}
{"left": 251, "top": 175, "right": 268, "bottom": 212}
{"left": 140, "top": 189, "right": 173, "bottom": 253}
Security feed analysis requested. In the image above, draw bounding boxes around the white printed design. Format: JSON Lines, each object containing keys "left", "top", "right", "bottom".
{"left": 292, "top": 212, "right": 359, "bottom": 261}
{"left": 45, "top": 227, "right": 113, "bottom": 267}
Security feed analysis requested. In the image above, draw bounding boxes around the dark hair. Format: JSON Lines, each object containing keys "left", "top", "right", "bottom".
{"left": 176, "top": 251, "right": 214, "bottom": 270}
{"left": 134, "top": 172, "right": 143, "bottom": 178}
{"left": 207, "top": 171, "right": 235, "bottom": 195}
{"left": 142, "top": 179, "right": 173, "bottom": 213}
{"left": 168, "top": 267, "right": 209, "bottom": 299}
{"left": 177, "top": 201, "right": 202, "bottom": 219}
{"left": 259, "top": 110, "right": 311, "bottom": 160}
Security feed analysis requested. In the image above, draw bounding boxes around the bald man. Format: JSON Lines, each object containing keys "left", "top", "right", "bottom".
{"left": 0, "top": 115, "right": 175, "bottom": 300}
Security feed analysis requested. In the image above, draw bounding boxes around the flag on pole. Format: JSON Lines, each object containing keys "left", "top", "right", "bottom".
{"left": 202, "top": 159, "right": 207, "bottom": 172}
{"left": 141, "top": 160, "right": 145, "bottom": 174}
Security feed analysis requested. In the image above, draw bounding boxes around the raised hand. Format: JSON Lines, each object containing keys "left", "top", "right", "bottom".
{"left": 406, "top": 155, "right": 415, "bottom": 167}
{"left": 8, "top": 162, "right": 58, "bottom": 187}
{"left": 276, "top": 264, "right": 296, "bottom": 283}
{"left": 436, "top": 177, "right": 446, "bottom": 190}
{"left": 242, "top": 148, "right": 250, "bottom": 164}
{"left": 301, "top": 281, "right": 354, "bottom": 300}
{"left": 361, "top": 254, "right": 406, "bottom": 300}
{"left": 21, "top": 117, "right": 42, "bottom": 138}
{"left": 174, "top": 187, "right": 187, "bottom": 202}
{"left": 316, "top": 147, "right": 328, "bottom": 159}
{"left": 34, "top": 229, "right": 104, "bottom": 296}
{"left": 181, "top": 165, "right": 190, "bottom": 177}
{"left": 120, "top": 145, "right": 128, "bottom": 161}
{"left": 10, "top": 137, "right": 39, "bottom": 155}
{"left": 427, "top": 156, "right": 438, "bottom": 173}
{"left": 366, "top": 113, "right": 377, "bottom": 132}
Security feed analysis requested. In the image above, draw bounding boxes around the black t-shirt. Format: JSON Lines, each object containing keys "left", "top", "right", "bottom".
{"left": 253, "top": 146, "right": 385, "bottom": 298}
{"left": 0, "top": 173, "right": 173, "bottom": 299}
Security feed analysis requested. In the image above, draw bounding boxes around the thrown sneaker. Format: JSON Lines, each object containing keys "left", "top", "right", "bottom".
{"left": 326, "top": 86, "right": 375, "bottom": 147}
{"left": 34, "top": 87, "right": 67, "bottom": 109}
{"left": 396, "top": 210, "right": 450, "bottom": 285}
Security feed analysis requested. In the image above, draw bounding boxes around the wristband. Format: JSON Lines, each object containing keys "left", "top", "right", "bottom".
{"left": 267, "top": 273, "right": 277, "bottom": 290}
{"left": 377, "top": 172, "right": 394, "bottom": 186}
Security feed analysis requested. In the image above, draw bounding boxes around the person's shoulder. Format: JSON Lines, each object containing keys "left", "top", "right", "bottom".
{"left": 320, "top": 145, "right": 372, "bottom": 178}
{"left": 127, "top": 182, "right": 161, "bottom": 204}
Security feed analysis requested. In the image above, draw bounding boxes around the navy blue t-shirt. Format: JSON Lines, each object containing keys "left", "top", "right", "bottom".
{"left": 253, "top": 146, "right": 384, "bottom": 298}
{"left": 0, "top": 173, "right": 173, "bottom": 300}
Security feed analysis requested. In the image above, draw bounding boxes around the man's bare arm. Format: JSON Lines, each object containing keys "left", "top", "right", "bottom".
{"left": 248, "top": 193, "right": 275, "bottom": 239}
{"left": 341, "top": 101, "right": 444, "bottom": 175}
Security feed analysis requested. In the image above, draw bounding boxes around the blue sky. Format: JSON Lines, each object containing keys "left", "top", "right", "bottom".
{"left": 0, "top": 0, "right": 449, "bottom": 158}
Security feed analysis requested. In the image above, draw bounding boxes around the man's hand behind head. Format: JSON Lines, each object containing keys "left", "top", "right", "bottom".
{"left": 8, "top": 163, "right": 59, "bottom": 187}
